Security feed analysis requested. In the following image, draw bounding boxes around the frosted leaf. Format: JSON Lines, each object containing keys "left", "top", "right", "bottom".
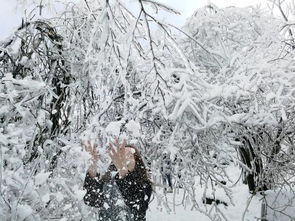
{"left": 37, "top": 109, "right": 46, "bottom": 126}
{"left": 63, "top": 204, "right": 72, "bottom": 210}
{"left": 281, "top": 108, "right": 287, "bottom": 122}
{"left": 9, "top": 77, "right": 46, "bottom": 90}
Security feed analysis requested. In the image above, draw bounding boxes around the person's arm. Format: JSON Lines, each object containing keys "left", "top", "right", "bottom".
{"left": 82, "top": 141, "right": 106, "bottom": 208}
{"left": 115, "top": 160, "right": 152, "bottom": 221}
{"left": 83, "top": 171, "right": 105, "bottom": 208}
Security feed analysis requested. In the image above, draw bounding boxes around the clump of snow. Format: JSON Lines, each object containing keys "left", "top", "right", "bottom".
{"left": 105, "top": 120, "right": 123, "bottom": 137}
{"left": 42, "top": 193, "right": 50, "bottom": 203}
{"left": 105, "top": 119, "right": 141, "bottom": 138}
{"left": 2, "top": 74, "right": 46, "bottom": 90}
{"left": 19, "top": 56, "right": 29, "bottom": 66}
{"left": 126, "top": 120, "right": 141, "bottom": 137}
{"left": 55, "top": 192, "right": 64, "bottom": 202}
{"left": 9, "top": 37, "right": 22, "bottom": 56}
{"left": 34, "top": 170, "right": 51, "bottom": 186}
{"left": 17, "top": 204, "right": 33, "bottom": 221}
{"left": 72, "top": 185, "right": 86, "bottom": 201}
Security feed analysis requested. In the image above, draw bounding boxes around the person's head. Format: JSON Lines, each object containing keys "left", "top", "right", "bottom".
{"left": 104, "top": 144, "right": 151, "bottom": 184}
{"left": 125, "top": 144, "right": 144, "bottom": 165}
{"left": 125, "top": 144, "right": 151, "bottom": 182}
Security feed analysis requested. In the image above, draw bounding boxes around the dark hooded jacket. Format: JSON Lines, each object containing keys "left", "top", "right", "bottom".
{"left": 83, "top": 156, "right": 152, "bottom": 221}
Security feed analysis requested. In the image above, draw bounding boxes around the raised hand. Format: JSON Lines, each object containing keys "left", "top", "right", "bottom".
{"left": 108, "top": 138, "right": 136, "bottom": 178}
{"left": 83, "top": 141, "right": 99, "bottom": 177}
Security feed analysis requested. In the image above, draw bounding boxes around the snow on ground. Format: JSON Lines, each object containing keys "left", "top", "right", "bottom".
{"left": 147, "top": 165, "right": 262, "bottom": 221}
{"left": 264, "top": 189, "right": 295, "bottom": 221}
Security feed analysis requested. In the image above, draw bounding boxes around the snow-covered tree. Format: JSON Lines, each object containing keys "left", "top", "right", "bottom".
{"left": 183, "top": 4, "right": 295, "bottom": 195}
{"left": 1, "top": 1, "right": 295, "bottom": 220}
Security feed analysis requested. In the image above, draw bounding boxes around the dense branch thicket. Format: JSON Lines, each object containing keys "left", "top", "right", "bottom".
{"left": 1, "top": 0, "right": 295, "bottom": 220}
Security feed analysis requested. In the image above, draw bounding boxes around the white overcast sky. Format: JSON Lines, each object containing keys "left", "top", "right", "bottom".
{"left": 0, "top": 0, "right": 267, "bottom": 41}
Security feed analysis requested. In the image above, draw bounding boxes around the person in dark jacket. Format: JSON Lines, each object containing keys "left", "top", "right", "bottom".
{"left": 83, "top": 139, "right": 152, "bottom": 221}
